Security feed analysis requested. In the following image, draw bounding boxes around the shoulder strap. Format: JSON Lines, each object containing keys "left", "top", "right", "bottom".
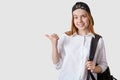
{"left": 87, "top": 34, "right": 101, "bottom": 80}
{"left": 89, "top": 34, "right": 102, "bottom": 61}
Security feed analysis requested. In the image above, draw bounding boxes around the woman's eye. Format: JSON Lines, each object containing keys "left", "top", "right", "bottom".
{"left": 82, "top": 15, "right": 86, "bottom": 18}
{"left": 74, "top": 16, "right": 78, "bottom": 19}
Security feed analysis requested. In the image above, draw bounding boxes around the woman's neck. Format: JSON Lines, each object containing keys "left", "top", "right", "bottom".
{"left": 78, "top": 30, "right": 90, "bottom": 36}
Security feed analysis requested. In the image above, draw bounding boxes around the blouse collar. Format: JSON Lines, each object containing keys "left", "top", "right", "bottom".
{"left": 72, "top": 32, "right": 95, "bottom": 38}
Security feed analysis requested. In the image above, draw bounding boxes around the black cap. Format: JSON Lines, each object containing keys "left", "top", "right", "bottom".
{"left": 72, "top": 2, "right": 91, "bottom": 14}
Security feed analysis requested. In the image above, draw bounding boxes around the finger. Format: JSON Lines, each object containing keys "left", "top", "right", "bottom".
{"left": 87, "top": 61, "right": 95, "bottom": 67}
{"left": 51, "top": 34, "right": 56, "bottom": 37}
{"left": 91, "top": 70, "right": 94, "bottom": 72}
{"left": 52, "top": 33, "right": 57, "bottom": 35}
{"left": 45, "top": 34, "right": 49, "bottom": 37}
{"left": 86, "top": 63, "right": 94, "bottom": 68}
{"left": 51, "top": 33, "right": 56, "bottom": 36}
{"left": 87, "top": 66, "right": 92, "bottom": 70}
{"left": 87, "top": 61, "right": 92, "bottom": 64}
{"left": 52, "top": 33, "right": 58, "bottom": 37}
{"left": 88, "top": 65, "right": 95, "bottom": 70}
{"left": 86, "top": 62, "right": 92, "bottom": 67}
{"left": 52, "top": 34, "right": 59, "bottom": 39}
{"left": 45, "top": 34, "right": 51, "bottom": 39}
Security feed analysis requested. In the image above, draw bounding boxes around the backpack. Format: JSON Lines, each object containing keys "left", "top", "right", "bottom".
{"left": 86, "top": 34, "right": 117, "bottom": 80}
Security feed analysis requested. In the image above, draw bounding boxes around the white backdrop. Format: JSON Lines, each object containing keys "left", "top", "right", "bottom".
{"left": 0, "top": 0, "right": 119, "bottom": 80}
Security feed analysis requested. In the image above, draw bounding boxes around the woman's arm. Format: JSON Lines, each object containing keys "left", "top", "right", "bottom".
{"left": 86, "top": 38, "right": 108, "bottom": 73}
{"left": 45, "top": 34, "right": 61, "bottom": 64}
{"left": 51, "top": 39, "right": 61, "bottom": 64}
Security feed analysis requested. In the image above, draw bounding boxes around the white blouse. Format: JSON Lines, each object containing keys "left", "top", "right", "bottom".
{"left": 54, "top": 33, "right": 108, "bottom": 80}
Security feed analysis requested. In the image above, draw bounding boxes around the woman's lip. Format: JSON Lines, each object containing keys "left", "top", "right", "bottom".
{"left": 77, "top": 23, "right": 84, "bottom": 27}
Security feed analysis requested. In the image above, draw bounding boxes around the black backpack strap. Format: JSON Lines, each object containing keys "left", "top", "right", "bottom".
{"left": 87, "top": 34, "right": 102, "bottom": 80}
{"left": 89, "top": 34, "right": 101, "bottom": 61}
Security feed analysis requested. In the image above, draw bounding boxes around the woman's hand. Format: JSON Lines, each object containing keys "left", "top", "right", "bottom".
{"left": 45, "top": 33, "right": 59, "bottom": 44}
{"left": 86, "top": 61, "right": 96, "bottom": 72}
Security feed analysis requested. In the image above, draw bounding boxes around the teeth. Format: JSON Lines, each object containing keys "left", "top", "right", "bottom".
{"left": 78, "top": 23, "right": 82, "bottom": 25}
{"left": 77, "top": 23, "right": 84, "bottom": 26}
{"left": 77, "top": 24, "right": 83, "bottom": 26}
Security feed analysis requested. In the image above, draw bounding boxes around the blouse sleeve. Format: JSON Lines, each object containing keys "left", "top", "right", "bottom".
{"left": 54, "top": 33, "right": 65, "bottom": 70}
{"left": 96, "top": 37, "right": 108, "bottom": 73}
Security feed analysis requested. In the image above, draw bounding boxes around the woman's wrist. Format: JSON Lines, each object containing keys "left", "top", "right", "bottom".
{"left": 92, "top": 66, "right": 102, "bottom": 73}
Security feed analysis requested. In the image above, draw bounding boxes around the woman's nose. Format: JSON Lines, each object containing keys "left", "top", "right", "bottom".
{"left": 79, "top": 17, "right": 82, "bottom": 22}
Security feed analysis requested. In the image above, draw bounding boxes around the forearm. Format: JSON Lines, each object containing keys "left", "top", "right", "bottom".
{"left": 52, "top": 42, "right": 60, "bottom": 64}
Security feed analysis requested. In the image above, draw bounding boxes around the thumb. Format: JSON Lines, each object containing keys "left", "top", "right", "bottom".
{"left": 45, "top": 34, "right": 50, "bottom": 38}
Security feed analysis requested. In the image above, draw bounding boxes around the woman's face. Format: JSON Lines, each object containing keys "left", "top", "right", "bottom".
{"left": 73, "top": 9, "right": 89, "bottom": 32}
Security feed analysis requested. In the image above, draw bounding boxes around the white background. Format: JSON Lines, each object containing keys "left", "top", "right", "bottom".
{"left": 0, "top": 0, "right": 119, "bottom": 80}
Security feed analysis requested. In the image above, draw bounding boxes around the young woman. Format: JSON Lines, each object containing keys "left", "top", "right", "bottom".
{"left": 46, "top": 2, "right": 108, "bottom": 80}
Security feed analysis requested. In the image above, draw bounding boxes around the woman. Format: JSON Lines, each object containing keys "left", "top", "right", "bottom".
{"left": 46, "top": 2, "right": 108, "bottom": 80}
